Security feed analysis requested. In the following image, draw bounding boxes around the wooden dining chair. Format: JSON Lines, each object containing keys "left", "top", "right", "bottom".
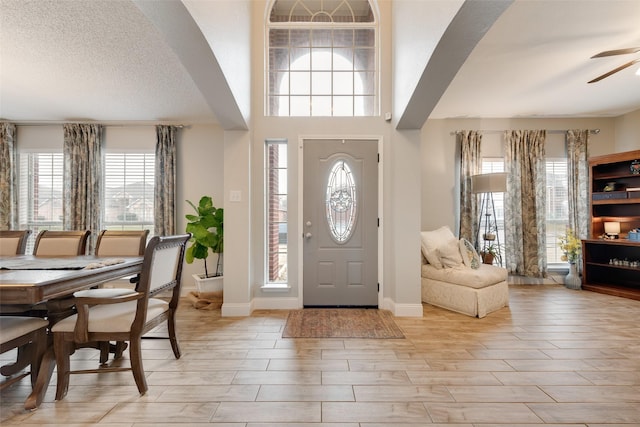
{"left": 74, "top": 229, "right": 149, "bottom": 363}
{"left": 0, "top": 230, "right": 32, "bottom": 256}
{"left": 33, "top": 230, "right": 91, "bottom": 256}
{"left": 51, "top": 233, "right": 190, "bottom": 399}
{"left": 94, "top": 230, "right": 149, "bottom": 257}
{"left": 0, "top": 316, "right": 49, "bottom": 390}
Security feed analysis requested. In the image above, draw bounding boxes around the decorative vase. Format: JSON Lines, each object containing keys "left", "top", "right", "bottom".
{"left": 564, "top": 262, "right": 581, "bottom": 290}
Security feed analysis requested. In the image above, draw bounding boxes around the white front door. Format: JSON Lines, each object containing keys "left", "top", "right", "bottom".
{"left": 303, "top": 139, "right": 378, "bottom": 307}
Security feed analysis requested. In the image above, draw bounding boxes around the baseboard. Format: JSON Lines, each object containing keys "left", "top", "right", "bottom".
{"left": 203, "top": 294, "right": 424, "bottom": 317}
{"left": 381, "top": 297, "right": 423, "bottom": 317}
{"left": 221, "top": 302, "right": 252, "bottom": 317}
{"left": 508, "top": 274, "right": 564, "bottom": 285}
{"left": 252, "top": 297, "right": 301, "bottom": 311}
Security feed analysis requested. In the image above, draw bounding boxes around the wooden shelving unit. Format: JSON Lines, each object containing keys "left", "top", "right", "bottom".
{"left": 582, "top": 150, "right": 640, "bottom": 300}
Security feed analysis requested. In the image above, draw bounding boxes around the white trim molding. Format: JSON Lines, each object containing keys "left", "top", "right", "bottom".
{"left": 382, "top": 297, "right": 423, "bottom": 317}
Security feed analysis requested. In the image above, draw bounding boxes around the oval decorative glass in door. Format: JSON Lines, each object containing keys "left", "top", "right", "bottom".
{"left": 326, "top": 159, "right": 357, "bottom": 243}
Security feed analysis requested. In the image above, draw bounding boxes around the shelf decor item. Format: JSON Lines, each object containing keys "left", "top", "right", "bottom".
{"left": 604, "top": 221, "right": 621, "bottom": 239}
{"left": 631, "top": 159, "right": 640, "bottom": 175}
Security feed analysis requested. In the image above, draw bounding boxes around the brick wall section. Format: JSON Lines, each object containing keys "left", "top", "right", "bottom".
{"left": 267, "top": 144, "right": 280, "bottom": 281}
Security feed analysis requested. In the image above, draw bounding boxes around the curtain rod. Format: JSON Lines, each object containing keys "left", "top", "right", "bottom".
{"left": 8, "top": 122, "right": 185, "bottom": 129}
{"left": 451, "top": 129, "right": 600, "bottom": 136}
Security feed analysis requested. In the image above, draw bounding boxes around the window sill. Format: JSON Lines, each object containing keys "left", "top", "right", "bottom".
{"left": 548, "top": 263, "right": 570, "bottom": 273}
{"left": 260, "top": 283, "right": 290, "bottom": 292}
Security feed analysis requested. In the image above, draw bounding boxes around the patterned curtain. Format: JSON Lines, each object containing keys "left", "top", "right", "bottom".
{"left": 566, "top": 130, "right": 589, "bottom": 239}
{"left": 0, "top": 123, "right": 18, "bottom": 229}
{"left": 458, "top": 131, "right": 482, "bottom": 243}
{"left": 566, "top": 130, "right": 589, "bottom": 275}
{"left": 63, "top": 124, "right": 103, "bottom": 252}
{"left": 155, "top": 125, "right": 177, "bottom": 236}
{"left": 504, "top": 130, "right": 547, "bottom": 277}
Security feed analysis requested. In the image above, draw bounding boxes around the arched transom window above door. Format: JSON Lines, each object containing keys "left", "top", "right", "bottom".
{"left": 266, "top": 0, "right": 378, "bottom": 117}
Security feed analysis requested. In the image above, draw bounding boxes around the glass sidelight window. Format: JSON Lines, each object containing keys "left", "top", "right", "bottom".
{"left": 265, "top": 139, "right": 288, "bottom": 283}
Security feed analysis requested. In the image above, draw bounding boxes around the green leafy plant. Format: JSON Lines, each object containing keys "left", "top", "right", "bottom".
{"left": 483, "top": 243, "right": 501, "bottom": 256}
{"left": 185, "top": 196, "right": 223, "bottom": 278}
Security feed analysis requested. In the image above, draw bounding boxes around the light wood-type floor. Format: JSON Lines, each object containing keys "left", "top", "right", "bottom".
{"left": 2, "top": 284, "right": 640, "bottom": 426}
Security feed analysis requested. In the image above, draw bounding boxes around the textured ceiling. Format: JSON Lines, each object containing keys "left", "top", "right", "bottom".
{"left": 0, "top": 0, "right": 214, "bottom": 123}
{"left": 1, "top": 0, "right": 639, "bottom": 126}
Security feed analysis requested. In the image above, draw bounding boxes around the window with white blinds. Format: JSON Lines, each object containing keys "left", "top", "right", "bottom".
{"left": 482, "top": 157, "right": 569, "bottom": 265}
{"left": 481, "top": 159, "right": 505, "bottom": 264}
{"left": 103, "top": 153, "right": 155, "bottom": 233}
{"left": 545, "top": 158, "right": 569, "bottom": 265}
{"left": 18, "top": 153, "right": 64, "bottom": 253}
{"left": 17, "top": 152, "right": 154, "bottom": 254}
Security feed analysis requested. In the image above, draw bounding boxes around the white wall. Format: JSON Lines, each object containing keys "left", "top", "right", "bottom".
{"left": 176, "top": 124, "right": 225, "bottom": 283}
{"left": 614, "top": 108, "right": 640, "bottom": 152}
{"left": 420, "top": 116, "right": 619, "bottom": 233}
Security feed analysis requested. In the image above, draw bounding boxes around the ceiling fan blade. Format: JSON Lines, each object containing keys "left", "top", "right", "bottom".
{"left": 591, "top": 47, "right": 640, "bottom": 58}
{"left": 588, "top": 59, "right": 640, "bottom": 83}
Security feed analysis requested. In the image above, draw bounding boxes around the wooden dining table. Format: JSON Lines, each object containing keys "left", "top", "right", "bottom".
{"left": 0, "top": 255, "right": 144, "bottom": 410}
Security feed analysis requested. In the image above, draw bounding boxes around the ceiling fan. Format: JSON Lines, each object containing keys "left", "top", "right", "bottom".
{"left": 588, "top": 47, "right": 640, "bottom": 83}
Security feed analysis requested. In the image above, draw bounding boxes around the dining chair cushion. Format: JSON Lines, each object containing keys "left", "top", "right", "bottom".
{"left": 35, "top": 238, "right": 85, "bottom": 256}
{"left": 51, "top": 299, "right": 168, "bottom": 334}
{"left": 73, "top": 288, "right": 136, "bottom": 299}
{"left": 0, "top": 238, "right": 22, "bottom": 256}
{"left": 96, "top": 237, "right": 146, "bottom": 257}
{"left": 0, "top": 230, "right": 32, "bottom": 255}
{"left": 0, "top": 316, "right": 50, "bottom": 345}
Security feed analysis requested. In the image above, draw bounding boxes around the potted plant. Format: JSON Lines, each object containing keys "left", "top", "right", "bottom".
{"left": 480, "top": 243, "right": 501, "bottom": 265}
{"left": 185, "top": 196, "right": 224, "bottom": 296}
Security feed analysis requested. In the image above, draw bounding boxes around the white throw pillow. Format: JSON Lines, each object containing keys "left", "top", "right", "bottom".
{"left": 420, "top": 226, "right": 455, "bottom": 269}
{"left": 459, "top": 238, "right": 481, "bottom": 269}
{"left": 437, "top": 237, "right": 464, "bottom": 268}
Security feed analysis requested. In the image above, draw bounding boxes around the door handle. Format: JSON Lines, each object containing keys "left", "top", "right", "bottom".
{"left": 304, "top": 232, "right": 312, "bottom": 239}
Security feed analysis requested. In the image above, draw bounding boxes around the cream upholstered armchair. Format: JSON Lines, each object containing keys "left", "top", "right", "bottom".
{"left": 52, "top": 234, "right": 190, "bottom": 399}
{"left": 0, "top": 230, "right": 32, "bottom": 255}
{"left": 33, "top": 230, "right": 91, "bottom": 256}
{"left": 420, "top": 226, "right": 509, "bottom": 318}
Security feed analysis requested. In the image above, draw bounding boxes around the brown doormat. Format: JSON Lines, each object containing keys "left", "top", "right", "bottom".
{"left": 282, "top": 308, "right": 405, "bottom": 339}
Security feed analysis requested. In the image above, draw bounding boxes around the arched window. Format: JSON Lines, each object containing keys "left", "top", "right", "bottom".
{"left": 267, "top": 0, "right": 378, "bottom": 117}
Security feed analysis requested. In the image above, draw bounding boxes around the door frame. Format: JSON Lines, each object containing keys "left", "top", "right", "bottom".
{"left": 297, "top": 135, "right": 384, "bottom": 309}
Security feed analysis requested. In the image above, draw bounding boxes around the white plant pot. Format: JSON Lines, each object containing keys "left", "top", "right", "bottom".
{"left": 192, "top": 274, "right": 223, "bottom": 295}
